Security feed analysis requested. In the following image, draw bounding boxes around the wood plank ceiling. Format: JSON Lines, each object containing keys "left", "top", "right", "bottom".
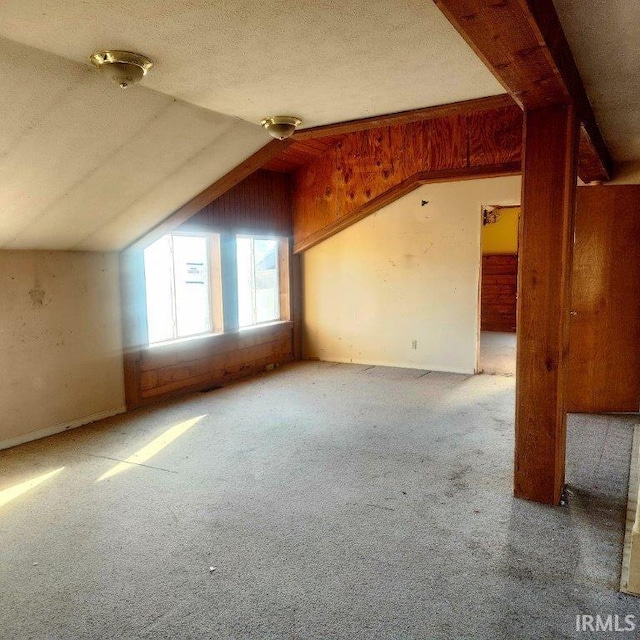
{"left": 262, "top": 137, "right": 347, "bottom": 173}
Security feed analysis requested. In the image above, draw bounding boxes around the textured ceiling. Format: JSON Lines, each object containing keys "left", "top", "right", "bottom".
{"left": 0, "top": 1, "right": 507, "bottom": 250}
{"left": 0, "top": 0, "right": 503, "bottom": 128}
{"left": 0, "top": 37, "right": 265, "bottom": 251}
{"left": 1, "top": 1, "right": 636, "bottom": 251}
{"left": 553, "top": 0, "right": 640, "bottom": 162}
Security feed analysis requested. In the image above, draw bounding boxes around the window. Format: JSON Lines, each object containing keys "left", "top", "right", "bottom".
{"left": 144, "top": 234, "right": 220, "bottom": 344}
{"left": 142, "top": 232, "right": 286, "bottom": 344}
{"left": 236, "top": 236, "right": 281, "bottom": 328}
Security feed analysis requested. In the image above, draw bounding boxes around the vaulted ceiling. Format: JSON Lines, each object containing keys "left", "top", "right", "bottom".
{"left": 0, "top": 37, "right": 264, "bottom": 251}
{"left": 0, "top": 1, "right": 637, "bottom": 251}
{"left": 0, "top": 1, "right": 503, "bottom": 251}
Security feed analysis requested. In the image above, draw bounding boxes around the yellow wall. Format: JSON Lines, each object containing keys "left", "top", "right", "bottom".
{"left": 481, "top": 206, "right": 520, "bottom": 254}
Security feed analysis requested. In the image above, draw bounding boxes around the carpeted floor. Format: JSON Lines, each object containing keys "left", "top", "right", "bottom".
{"left": 479, "top": 331, "right": 516, "bottom": 376}
{"left": 0, "top": 361, "right": 638, "bottom": 639}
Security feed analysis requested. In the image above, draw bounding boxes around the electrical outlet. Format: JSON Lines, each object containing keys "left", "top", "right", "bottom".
{"left": 411, "top": 340, "right": 418, "bottom": 350}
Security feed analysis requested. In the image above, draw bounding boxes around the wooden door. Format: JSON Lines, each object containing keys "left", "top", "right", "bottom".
{"left": 568, "top": 185, "right": 640, "bottom": 412}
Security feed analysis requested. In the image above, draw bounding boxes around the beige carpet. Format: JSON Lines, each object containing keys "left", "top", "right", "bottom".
{"left": 480, "top": 331, "right": 516, "bottom": 376}
{"left": 0, "top": 362, "right": 637, "bottom": 639}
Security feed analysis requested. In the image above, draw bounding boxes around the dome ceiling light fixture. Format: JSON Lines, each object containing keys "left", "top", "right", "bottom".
{"left": 260, "top": 116, "right": 302, "bottom": 140}
{"left": 90, "top": 50, "right": 153, "bottom": 89}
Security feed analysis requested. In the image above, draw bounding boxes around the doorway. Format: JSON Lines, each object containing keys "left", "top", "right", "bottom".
{"left": 478, "top": 204, "right": 520, "bottom": 375}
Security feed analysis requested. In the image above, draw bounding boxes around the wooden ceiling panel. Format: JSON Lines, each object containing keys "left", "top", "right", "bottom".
{"left": 262, "top": 96, "right": 516, "bottom": 174}
{"left": 262, "top": 136, "right": 346, "bottom": 173}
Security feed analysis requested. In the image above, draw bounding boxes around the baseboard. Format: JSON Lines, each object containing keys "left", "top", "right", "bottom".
{"left": 621, "top": 424, "right": 640, "bottom": 595}
{"left": 0, "top": 406, "right": 127, "bottom": 452}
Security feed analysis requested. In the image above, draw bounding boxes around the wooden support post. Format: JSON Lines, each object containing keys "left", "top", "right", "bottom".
{"left": 515, "top": 104, "right": 579, "bottom": 505}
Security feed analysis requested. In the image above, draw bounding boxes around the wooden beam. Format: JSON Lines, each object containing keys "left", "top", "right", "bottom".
{"left": 124, "top": 139, "right": 293, "bottom": 253}
{"left": 578, "top": 126, "right": 612, "bottom": 185}
{"left": 522, "top": 0, "right": 612, "bottom": 183}
{"left": 294, "top": 161, "right": 521, "bottom": 253}
{"left": 294, "top": 94, "right": 515, "bottom": 140}
{"left": 515, "top": 104, "right": 579, "bottom": 505}
{"left": 434, "top": 0, "right": 612, "bottom": 183}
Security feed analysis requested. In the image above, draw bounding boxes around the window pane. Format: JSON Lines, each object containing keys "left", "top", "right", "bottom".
{"left": 144, "top": 236, "right": 175, "bottom": 344}
{"left": 237, "top": 236, "right": 280, "bottom": 328}
{"left": 237, "top": 237, "right": 254, "bottom": 328}
{"left": 172, "top": 235, "right": 211, "bottom": 338}
{"left": 254, "top": 239, "right": 279, "bottom": 323}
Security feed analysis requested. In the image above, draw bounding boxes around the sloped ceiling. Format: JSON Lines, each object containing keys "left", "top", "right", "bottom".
{"left": 553, "top": 0, "right": 640, "bottom": 162}
{"left": 0, "top": 1, "right": 507, "bottom": 250}
{"left": 0, "top": 37, "right": 265, "bottom": 251}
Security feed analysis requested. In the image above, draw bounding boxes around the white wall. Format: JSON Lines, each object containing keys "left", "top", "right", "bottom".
{"left": 0, "top": 251, "right": 125, "bottom": 448}
{"left": 303, "top": 176, "right": 522, "bottom": 373}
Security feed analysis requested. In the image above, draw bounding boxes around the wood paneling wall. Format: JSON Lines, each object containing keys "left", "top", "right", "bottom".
{"left": 180, "top": 169, "right": 292, "bottom": 236}
{"left": 126, "top": 141, "right": 294, "bottom": 252}
{"left": 127, "top": 323, "right": 294, "bottom": 407}
{"left": 263, "top": 136, "right": 346, "bottom": 173}
{"left": 122, "top": 170, "right": 296, "bottom": 410}
{"left": 481, "top": 254, "right": 518, "bottom": 332}
{"left": 292, "top": 105, "right": 523, "bottom": 252}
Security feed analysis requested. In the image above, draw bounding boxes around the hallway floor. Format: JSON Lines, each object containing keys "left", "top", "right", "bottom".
{"left": 0, "top": 362, "right": 637, "bottom": 639}
{"left": 480, "top": 331, "right": 517, "bottom": 376}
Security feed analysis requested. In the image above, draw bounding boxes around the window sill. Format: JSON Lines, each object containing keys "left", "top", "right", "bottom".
{"left": 238, "top": 320, "right": 291, "bottom": 333}
{"left": 145, "top": 321, "right": 293, "bottom": 350}
{"left": 148, "top": 331, "right": 224, "bottom": 349}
